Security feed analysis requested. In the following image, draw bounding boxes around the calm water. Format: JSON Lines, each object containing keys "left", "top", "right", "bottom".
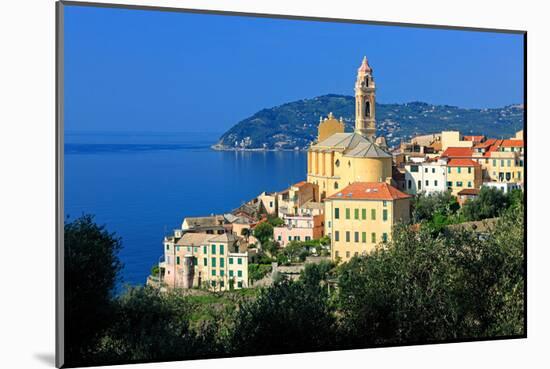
{"left": 64, "top": 132, "right": 307, "bottom": 286}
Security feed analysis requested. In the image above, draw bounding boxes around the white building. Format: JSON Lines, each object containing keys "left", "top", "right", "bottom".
{"left": 482, "top": 181, "right": 522, "bottom": 194}
{"left": 404, "top": 159, "right": 448, "bottom": 195}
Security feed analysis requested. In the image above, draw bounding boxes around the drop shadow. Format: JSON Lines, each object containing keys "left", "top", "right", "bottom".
{"left": 34, "top": 353, "right": 55, "bottom": 366}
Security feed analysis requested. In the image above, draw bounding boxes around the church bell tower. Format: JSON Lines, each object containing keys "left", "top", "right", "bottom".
{"left": 354, "top": 56, "right": 376, "bottom": 140}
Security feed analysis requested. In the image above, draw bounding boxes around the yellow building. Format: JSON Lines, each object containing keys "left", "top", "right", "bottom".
{"left": 445, "top": 158, "right": 482, "bottom": 196}
{"left": 324, "top": 182, "right": 411, "bottom": 262}
{"left": 307, "top": 57, "right": 392, "bottom": 201}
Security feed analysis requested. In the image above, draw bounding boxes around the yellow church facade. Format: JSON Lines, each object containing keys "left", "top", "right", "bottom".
{"left": 306, "top": 57, "right": 393, "bottom": 201}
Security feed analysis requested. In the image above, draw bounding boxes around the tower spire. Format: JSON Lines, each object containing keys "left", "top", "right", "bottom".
{"left": 354, "top": 56, "right": 376, "bottom": 140}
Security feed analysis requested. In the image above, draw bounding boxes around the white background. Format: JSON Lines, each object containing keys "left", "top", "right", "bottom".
{"left": 1, "top": 0, "right": 548, "bottom": 368}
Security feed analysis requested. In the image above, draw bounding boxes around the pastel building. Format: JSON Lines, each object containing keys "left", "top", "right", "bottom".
{"left": 273, "top": 213, "right": 325, "bottom": 247}
{"left": 324, "top": 182, "right": 411, "bottom": 262}
{"left": 161, "top": 232, "right": 248, "bottom": 291}
{"left": 403, "top": 159, "right": 448, "bottom": 195}
{"left": 306, "top": 57, "right": 393, "bottom": 202}
{"left": 445, "top": 158, "right": 482, "bottom": 196}
{"left": 277, "top": 181, "right": 316, "bottom": 218}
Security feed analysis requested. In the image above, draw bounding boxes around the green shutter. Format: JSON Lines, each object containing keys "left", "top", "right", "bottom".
{"left": 237, "top": 270, "right": 242, "bottom": 277}
{"left": 211, "top": 244, "right": 216, "bottom": 254}
{"left": 229, "top": 257, "right": 233, "bottom": 264}
{"left": 334, "top": 207, "right": 340, "bottom": 219}
{"left": 345, "top": 208, "right": 350, "bottom": 219}
{"left": 220, "top": 244, "right": 224, "bottom": 254}
{"left": 362, "top": 232, "right": 366, "bottom": 243}
{"left": 371, "top": 232, "right": 376, "bottom": 243}
{"left": 354, "top": 208, "right": 359, "bottom": 219}
{"left": 211, "top": 257, "right": 216, "bottom": 267}
{"left": 237, "top": 258, "right": 242, "bottom": 265}
{"left": 362, "top": 208, "right": 366, "bottom": 220}
{"left": 383, "top": 209, "right": 388, "bottom": 221}
{"left": 220, "top": 258, "right": 225, "bottom": 267}
{"left": 371, "top": 209, "right": 376, "bottom": 220}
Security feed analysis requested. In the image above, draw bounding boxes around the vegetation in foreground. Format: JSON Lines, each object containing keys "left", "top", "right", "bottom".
{"left": 64, "top": 196, "right": 524, "bottom": 367}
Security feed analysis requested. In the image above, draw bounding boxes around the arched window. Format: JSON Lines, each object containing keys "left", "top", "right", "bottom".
{"left": 335, "top": 159, "right": 340, "bottom": 167}
{"left": 334, "top": 182, "right": 339, "bottom": 190}
{"left": 365, "top": 101, "right": 370, "bottom": 118}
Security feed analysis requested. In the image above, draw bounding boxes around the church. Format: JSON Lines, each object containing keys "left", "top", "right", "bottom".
{"left": 307, "top": 57, "right": 394, "bottom": 201}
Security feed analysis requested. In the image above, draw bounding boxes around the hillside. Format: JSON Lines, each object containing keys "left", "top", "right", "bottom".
{"left": 213, "top": 94, "right": 524, "bottom": 150}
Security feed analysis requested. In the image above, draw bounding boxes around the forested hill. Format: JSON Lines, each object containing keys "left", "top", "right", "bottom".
{"left": 212, "top": 94, "right": 524, "bottom": 150}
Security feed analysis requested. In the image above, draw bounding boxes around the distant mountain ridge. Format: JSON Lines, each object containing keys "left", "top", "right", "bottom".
{"left": 213, "top": 94, "right": 524, "bottom": 150}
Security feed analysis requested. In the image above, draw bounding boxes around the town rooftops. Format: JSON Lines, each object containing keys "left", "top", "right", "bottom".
{"left": 181, "top": 215, "right": 226, "bottom": 230}
{"left": 208, "top": 232, "right": 239, "bottom": 243}
{"left": 293, "top": 181, "right": 307, "bottom": 188}
{"left": 326, "top": 182, "right": 411, "bottom": 201}
{"left": 463, "top": 135, "right": 485, "bottom": 143}
{"left": 441, "top": 147, "right": 474, "bottom": 158}
{"left": 176, "top": 232, "right": 213, "bottom": 246}
{"left": 447, "top": 158, "right": 480, "bottom": 167}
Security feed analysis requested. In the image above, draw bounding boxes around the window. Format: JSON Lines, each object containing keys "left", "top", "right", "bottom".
{"left": 305, "top": 236, "right": 311, "bottom": 241}
{"left": 269, "top": 201, "right": 273, "bottom": 207}
{"left": 501, "top": 160, "right": 505, "bottom": 167}
{"left": 371, "top": 232, "right": 376, "bottom": 243}
{"left": 203, "top": 258, "right": 207, "bottom": 266}
{"left": 220, "top": 244, "right": 224, "bottom": 254}
{"left": 410, "top": 165, "right": 419, "bottom": 172}
{"left": 211, "top": 280, "right": 216, "bottom": 287}
{"left": 383, "top": 209, "right": 388, "bottom": 221}
{"left": 425, "top": 180, "right": 429, "bottom": 186}
{"left": 176, "top": 246, "right": 180, "bottom": 252}
{"left": 506, "top": 172, "right": 511, "bottom": 181}
{"left": 468, "top": 167, "right": 472, "bottom": 174}
{"left": 447, "top": 181, "right": 452, "bottom": 188}
{"left": 383, "top": 201, "right": 387, "bottom": 207}
{"left": 211, "top": 257, "right": 216, "bottom": 267}
{"left": 229, "top": 270, "right": 234, "bottom": 277}
{"left": 371, "top": 209, "right": 376, "bottom": 220}
{"left": 354, "top": 232, "right": 359, "bottom": 242}
{"left": 237, "top": 281, "right": 243, "bottom": 288}
{"left": 220, "top": 258, "right": 225, "bottom": 267}
{"left": 288, "top": 236, "right": 292, "bottom": 241}
{"left": 277, "top": 235, "right": 281, "bottom": 241}
{"left": 456, "top": 181, "right": 463, "bottom": 187}
{"left": 334, "top": 182, "right": 339, "bottom": 190}
{"left": 229, "top": 257, "right": 234, "bottom": 264}
{"left": 203, "top": 245, "right": 207, "bottom": 254}
{"left": 354, "top": 208, "right": 359, "bottom": 219}
{"left": 220, "top": 281, "right": 224, "bottom": 288}
{"left": 423, "top": 167, "right": 427, "bottom": 173}
{"left": 187, "top": 246, "right": 191, "bottom": 252}
{"left": 334, "top": 208, "right": 340, "bottom": 219}
{"left": 335, "top": 159, "right": 340, "bottom": 167}
{"left": 334, "top": 231, "right": 340, "bottom": 242}
{"left": 493, "top": 159, "right": 497, "bottom": 167}
{"left": 362, "top": 232, "right": 366, "bottom": 243}
{"left": 176, "top": 256, "right": 180, "bottom": 265}
{"left": 328, "top": 221, "right": 331, "bottom": 228}
{"left": 434, "top": 180, "right": 438, "bottom": 187}
{"left": 212, "top": 269, "right": 216, "bottom": 276}
{"left": 345, "top": 208, "right": 350, "bottom": 219}
{"left": 237, "top": 258, "right": 242, "bottom": 265}
{"left": 408, "top": 180, "right": 412, "bottom": 189}
{"left": 432, "top": 168, "right": 435, "bottom": 173}
{"left": 220, "top": 270, "right": 224, "bottom": 277}
{"left": 211, "top": 244, "right": 216, "bottom": 254}
{"left": 362, "top": 208, "right": 367, "bottom": 219}
{"left": 418, "top": 180, "right": 422, "bottom": 190}
{"left": 382, "top": 233, "right": 388, "bottom": 242}
{"left": 346, "top": 251, "right": 350, "bottom": 258}
{"left": 507, "top": 159, "right": 511, "bottom": 167}
{"left": 467, "top": 181, "right": 472, "bottom": 187}
{"left": 346, "top": 231, "right": 350, "bottom": 242}
{"left": 166, "top": 244, "right": 170, "bottom": 250}
{"left": 457, "top": 167, "right": 461, "bottom": 174}
{"left": 447, "top": 167, "right": 451, "bottom": 174}
{"left": 237, "top": 270, "right": 243, "bottom": 277}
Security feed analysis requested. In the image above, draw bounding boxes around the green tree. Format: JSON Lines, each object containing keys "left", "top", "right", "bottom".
{"left": 253, "top": 222, "right": 274, "bottom": 246}
{"left": 412, "top": 190, "right": 459, "bottom": 223}
{"left": 267, "top": 215, "right": 284, "bottom": 227}
{"left": 64, "top": 215, "right": 122, "bottom": 365}
{"left": 461, "top": 186, "right": 510, "bottom": 221}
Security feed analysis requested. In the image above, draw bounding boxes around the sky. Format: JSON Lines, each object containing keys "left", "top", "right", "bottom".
{"left": 64, "top": 5, "right": 524, "bottom": 133}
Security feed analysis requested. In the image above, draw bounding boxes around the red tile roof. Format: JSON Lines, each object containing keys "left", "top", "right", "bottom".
{"left": 293, "top": 181, "right": 307, "bottom": 187}
{"left": 447, "top": 158, "right": 480, "bottom": 167}
{"left": 457, "top": 188, "right": 480, "bottom": 196}
{"left": 501, "top": 139, "right": 524, "bottom": 148}
{"left": 327, "top": 182, "right": 411, "bottom": 201}
{"left": 441, "top": 147, "right": 474, "bottom": 158}
{"left": 473, "top": 138, "right": 498, "bottom": 149}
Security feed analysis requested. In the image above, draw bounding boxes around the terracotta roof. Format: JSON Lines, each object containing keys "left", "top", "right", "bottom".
{"left": 473, "top": 138, "right": 497, "bottom": 149}
{"left": 441, "top": 147, "right": 474, "bottom": 158}
{"left": 447, "top": 158, "right": 480, "bottom": 167}
{"left": 326, "top": 182, "right": 411, "bottom": 201}
{"left": 457, "top": 188, "right": 480, "bottom": 196}
{"left": 501, "top": 139, "right": 524, "bottom": 148}
{"left": 293, "top": 181, "right": 307, "bottom": 188}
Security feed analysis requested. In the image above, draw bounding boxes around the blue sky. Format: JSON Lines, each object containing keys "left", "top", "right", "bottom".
{"left": 64, "top": 5, "right": 524, "bottom": 133}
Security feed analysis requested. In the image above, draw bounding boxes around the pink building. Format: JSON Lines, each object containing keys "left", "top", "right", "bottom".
{"left": 274, "top": 213, "right": 324, "bottom": 247}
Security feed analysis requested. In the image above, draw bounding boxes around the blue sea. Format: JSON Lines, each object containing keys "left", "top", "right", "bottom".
{"left": 64, "top": 132, "right": 307, "bottom": 286}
